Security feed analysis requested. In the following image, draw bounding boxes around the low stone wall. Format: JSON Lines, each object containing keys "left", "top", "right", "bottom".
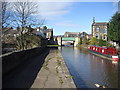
{"left": 2, "top": 47, "right": 47, "bottom": 76}
{"left": 41, "top": 39, "right": 48, "bottom": 47}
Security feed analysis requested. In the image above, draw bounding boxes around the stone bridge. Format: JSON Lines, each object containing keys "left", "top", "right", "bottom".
{"left": 56, "top": 37, "right": 80, "bottom": 46}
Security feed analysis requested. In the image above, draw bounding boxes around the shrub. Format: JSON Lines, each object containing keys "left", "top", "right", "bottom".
{"left": 16, "top": 33, "right": 41, "bottom": 50}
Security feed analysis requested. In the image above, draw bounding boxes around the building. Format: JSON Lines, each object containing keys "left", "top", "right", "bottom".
{"left": 80, "top": 32, "right": 88, "bottom": 38}
{"left": 32, "top": 27, "right": 53, "bottom": 40}
{"left": 2, "top": 27, "right": 19, "bottom": 53}
{"left": 92, "top": 17, "right": 108, "bottom": 41}
{"left": 2, "top": 27, "right": 19, "bottom": 44}
{"left": 46, "top": 29, "right": 53, "bottom": 40}
{"left": 32, "top": 27, "right": 46, "bottom": 38}
{"left": 86, "top": 34, "right": 92, "bottom": 40}
{"left": 64, "top": 32, "right": 80, "bottom": 37}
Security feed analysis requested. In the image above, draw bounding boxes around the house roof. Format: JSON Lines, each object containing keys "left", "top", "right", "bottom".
{"left": 2, "top": 28, "right": 19, "bottom": 35}
{"left": 86, "top": 34, "right": 92, "bottom": 37}
{"left": 92, "top": 22, "right": 108, "bottom": 26}
{"left": 64, "top": 32, "right": 80, "bottom": 35}
{"left": 46, "top": 29, "right": 53, "bottom": 32}
{"left": 87, "top": 34, "right": 92, "bottom": 36}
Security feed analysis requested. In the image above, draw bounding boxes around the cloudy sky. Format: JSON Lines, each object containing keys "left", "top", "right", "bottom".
{"left": 36, "top": 1, "right": 118, "bottom": 35}
{"left": 6, "top": 0, "right": 119, "bottom": 35}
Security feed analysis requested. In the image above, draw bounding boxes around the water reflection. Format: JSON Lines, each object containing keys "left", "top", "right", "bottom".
{"left": 59, "top": 47, "right": 118, "bottom": 88}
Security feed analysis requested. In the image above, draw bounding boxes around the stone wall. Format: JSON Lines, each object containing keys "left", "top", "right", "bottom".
{"left": 2, "top": 47, "right": 47, "bottom": 76}
{"left": 74, "top": 37, "right": 80, "bottom": 46}
{"left": 57, "top": 37, "right": 62, "bottom": 46}
{"left": 41, "top": 39, "right": 48, "bottom": 47}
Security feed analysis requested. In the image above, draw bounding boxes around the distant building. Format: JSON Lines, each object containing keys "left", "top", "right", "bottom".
{"left": 32, "top": 27, "right": 46, "bottom": 38}
{"left": 86, "top": 34, "right": 92, "bottom": 40}
{"left": 80, "top": 32, "right": 87, "bottom": 38}
{"left": 79, "top": 32, "right": 91, "bottom": 39}
{"left": 32, "top": 27, "right": 53, "bottom": 40}
{"left": 92, "top": 17, "right": 108, "bottom": 41}
{"left": 64, "top": 32, "right": 80, "bottom": 37}
{"left": 46, "top": 29, "right": 53, "bottom": 40}
{"left": 2, "top": 27, "right": 19, "bottom": 44}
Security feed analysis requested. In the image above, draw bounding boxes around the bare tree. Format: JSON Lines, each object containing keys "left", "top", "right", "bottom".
{"left": 13, "top": 0, "right": 44, "bottom": 32}
{"left": 2, "top": 1, "right": 7, "bottom": 27}
{"left": 0, "top": 2, "right": 2, "bottom": 28}
{"left": 13, "top": 0, "right": 45, "bottom": 50}
{"left": 2, "top": 0, "right": 12, "bottom": 28}
{"left": 1, "top": 0, "right": 13, "bottom": 46}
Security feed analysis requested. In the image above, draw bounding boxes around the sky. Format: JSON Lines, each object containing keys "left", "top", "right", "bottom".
{"left": 6, "top": 0, "right": 119, "bottom": 35}
{"left": 35, "top": 2, "right": 118, "bottom": 35}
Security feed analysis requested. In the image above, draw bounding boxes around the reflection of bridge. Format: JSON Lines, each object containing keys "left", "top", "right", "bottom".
{"left": 56, "top": 37, "right": 80, "bottom": 46}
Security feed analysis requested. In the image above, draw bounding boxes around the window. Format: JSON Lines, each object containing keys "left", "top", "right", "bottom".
{"left": 104, "top": 36, "right": 106, "bottom": 40}
{"left": 96, "top": 27, "right": 99, "bottom": 32}
{"left": 96, "top": 35, "right": 98, "bottom": 39}
{"left": 103, "top": 28, "right": 107, "bottom": 33}
{"left": 96, "top": 33, "right": 99, "bottom": 39}
{"left": 14, "top": 34, "right": 16, "bottom": 37}
{"left": 46, "top": 33, "right": 49, "bottom": 38}
{"left": 102, "top": 49, "right": 104, "bottom": 53}
{"left": 37, "top": 29, "right": 39, "bottom": 31}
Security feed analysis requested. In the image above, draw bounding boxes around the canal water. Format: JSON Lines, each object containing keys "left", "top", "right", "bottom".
{"left": 58, "top": 47, "right": 118, "bottom": 88}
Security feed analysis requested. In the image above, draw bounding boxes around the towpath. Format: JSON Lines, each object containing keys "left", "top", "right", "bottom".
{"left": 31, "top": 49, "right": 76, "bottom": 88}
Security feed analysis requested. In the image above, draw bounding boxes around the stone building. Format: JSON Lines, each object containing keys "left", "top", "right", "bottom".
{"left": 86, "top": 34, "right": 92, "bottom": 40}
{"left": 92, "top": 17, "right": 108, "bottom": 41}
{"left": 46, "top": 29, "right": 53, "bottom": 40}
{"left": 2, "top": 27, "right": 19, "bottom": 44}
{"left": 32, "top": 27, "right": 53, "bottom": 40}
{"left": 2, "top": 27, "right": 19, "bottom": 53}
{"left": 64, "top": 32, "right": 80, "bottom": 37}
{"left": 80, "top": 32, "right": 88, "bottom": 38}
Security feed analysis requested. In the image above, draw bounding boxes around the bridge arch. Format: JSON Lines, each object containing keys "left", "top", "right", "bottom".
{"left": 56, "top": 37, "right": 80, "bottom": 46}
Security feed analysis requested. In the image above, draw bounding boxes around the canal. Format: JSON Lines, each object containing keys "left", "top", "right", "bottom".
{"left": 58, "top": 47, "right": 118, "bottom": 88}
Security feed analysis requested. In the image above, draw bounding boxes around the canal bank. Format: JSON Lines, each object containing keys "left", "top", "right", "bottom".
{"left": 31, "top": 48, "right": 76, "bottom": 88}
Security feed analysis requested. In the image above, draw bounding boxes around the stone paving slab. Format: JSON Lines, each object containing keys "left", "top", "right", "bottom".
{"left": 31, "top": 49, "right": 76, "bottom": 88}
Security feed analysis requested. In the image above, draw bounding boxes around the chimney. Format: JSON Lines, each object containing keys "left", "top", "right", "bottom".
{"left": 93, "top": 17, "right": 95, "bottom": 23}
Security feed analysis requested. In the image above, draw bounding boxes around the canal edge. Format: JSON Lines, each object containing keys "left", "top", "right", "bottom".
{"left": 58, "top": 50, "right": 77, "bottom": 88}
{"left": 88, "top": 50, "right": 113, "bottom": 60}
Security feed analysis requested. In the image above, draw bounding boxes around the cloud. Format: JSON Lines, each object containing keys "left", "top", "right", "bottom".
{"left": 37, "top": 2, "right": 73, "bottom": 20}
{"left": 5, "top": 1, "right": 73, "bottom": 20}
{"left": 112, "top": 2, "right": 119, "bottom": 13}
{"left": 5, "top": 0, "right": 120, "bottom": 2}
{"left": 55, "top": 21, "right": 85, "bottom": 28}
{"left": 55, "top": 23, "right": 80, "bottom": 27}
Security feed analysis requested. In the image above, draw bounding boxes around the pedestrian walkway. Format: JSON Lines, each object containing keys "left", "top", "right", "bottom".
{"left": 31, "top": 49, "right": 76, "bottom": 88}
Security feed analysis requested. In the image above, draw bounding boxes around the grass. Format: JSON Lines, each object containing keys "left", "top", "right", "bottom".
{"left": 43, "top": 63, "right": 49, "bottom": 70}
{"left": 59, "top": 77, "right": 64, "bottom": 85}
{"left": 56, "top": 66, "right": 59, "bottom": 74}
{"left": 47, "top": 57, "right": 52, "bottom": 60}
{"left": 47, "top": 45, "right": 61, "bottom": 47}
{"left": 66, "top": 75, "right": 73, "bottom": 79}
{"left": 43, "top": 57, "right": 52, "bottom": 70}
{"left": 55, "top": 59, "right": 61, "bottom": 74}
{"left": 55, "top": 50, "right": 58, "bottom": 54}
{"left": 56, "top": 56, "right": 62, "bottom": 60}
{"left": 57, "top": 60, "right": 61, "bottom": 66}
